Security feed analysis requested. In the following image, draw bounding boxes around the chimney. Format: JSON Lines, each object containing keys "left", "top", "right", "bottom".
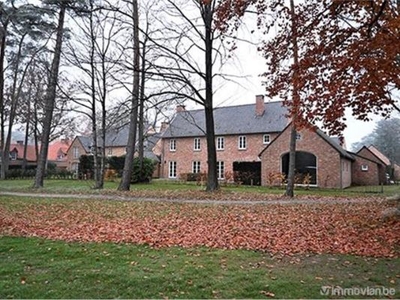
{"left": 176, "top": 104, "right": 186, "bottom": 113}
{"left": 160, "top": 121, "right": 169, "bottom": 133}
{"left": 255, "top": 95, "right": 265, "bottom": 116}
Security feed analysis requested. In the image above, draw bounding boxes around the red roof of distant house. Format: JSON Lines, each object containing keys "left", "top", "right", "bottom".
{"left": 10, "top": 143, "right": 37, "bottom": 161}
{"left": 48, "top": 139, "right": 70, "bottom": 161}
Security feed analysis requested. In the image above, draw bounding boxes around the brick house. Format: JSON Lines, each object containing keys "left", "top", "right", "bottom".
{"left": 66, "top": 125, "right": 161, "bottom": 176}
{"left": 8, "top": 141, "right": 38, "bottom": 169}
{"left": 4, "top": 139, "right": 68, "bottom": 170}
{"left": 354, "top": 145, "right": 389, "bottom": 185}
{"left": 259, "top": 124, "right": 387, "bottom": 188}
{"left": 160, "top": 96, "right": 289, "bottom": 182}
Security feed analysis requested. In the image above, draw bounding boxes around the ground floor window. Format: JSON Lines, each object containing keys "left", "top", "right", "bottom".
{"left": 281, "top": 151, "right": 317, "bottom": 185}
{"left": 169, "top": 161, "right": 177, "bottom": 178}
{"left": 217, "top": 161, "right": 225, "bottom": 180}
{"left": 192, "top": 161, "right": 201, "bottom": 173}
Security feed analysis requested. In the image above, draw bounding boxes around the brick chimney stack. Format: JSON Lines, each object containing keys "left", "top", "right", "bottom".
{"left": 255, "top": 95, "right": 265, "bottom": 116}
{"left": 176, "top": 105, "right": 186, "bottom": 113}
{"left": 160, "top": 121, "right": 169, "bottom": 133}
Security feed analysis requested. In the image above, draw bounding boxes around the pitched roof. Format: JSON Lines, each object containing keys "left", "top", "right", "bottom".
{"left": 259, "top": 123, "right": 354, "bottom": 160}
{"left": 76, "top": 136, "right": 92, "bottom": 153}
{"left": 367, "top": 145, "right": 391, "bottom": 166}
{"left": 48, "top": 140, "right": 70, "bottom": 161}
{"left": 316, "top": 129, "right": 355, "bottom": 160}
{"left": 10, "top": 143, "right": 37, "bottom": 161}
{"left": 162, "top": 101, "right": 289, "bottom": 138}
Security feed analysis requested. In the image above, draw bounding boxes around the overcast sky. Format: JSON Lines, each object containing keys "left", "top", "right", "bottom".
{"left": 201, "top": 19, "right": 383, "bottom": 150}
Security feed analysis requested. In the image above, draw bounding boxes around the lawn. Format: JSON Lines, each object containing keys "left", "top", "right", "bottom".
{"left": 0, "top": 236, "right": 399, "bottom": 299}
{"left": 0, "top": 182, "right": 399, "bottom": 298}
{"left": 0, "top": 178, "right": 399, "bottom": 198}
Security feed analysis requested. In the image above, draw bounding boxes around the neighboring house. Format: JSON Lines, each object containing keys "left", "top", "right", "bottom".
{"left": 8, "top": 141, "right": 38, "bottom": 169}
{"left": 355, "top": 145, "right": 389, "bottom": 185}
{"left": 260, "top": 124, "right": 355, "bottom": 188}
{"left": 48, "top": 139, "right": 70, "bottom": 169}
{"left": 393, "top": 164, "right": 400, "bottom": 181}
{"left": 2, "top": 139, "right": 70, "bottom": 170}
{"left": 259, "top": 125, "right": 387, "bottom": 188}
{"left": 66, "top": 136, "right": 92, "bottom": 175}
{"left": 66, "top": 125, "right": 162, "bottom": 177}
{"left": 160, "top": 95, "right": 289, "bottom": 182}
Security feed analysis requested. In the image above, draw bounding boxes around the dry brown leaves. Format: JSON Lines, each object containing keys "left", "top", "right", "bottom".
{"left": 0, "top": 198, "right": 398, "bottom": 258}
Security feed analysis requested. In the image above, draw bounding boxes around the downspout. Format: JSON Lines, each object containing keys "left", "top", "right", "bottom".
{"left": 339, "top": 157, "right": 343, "bottom": 189}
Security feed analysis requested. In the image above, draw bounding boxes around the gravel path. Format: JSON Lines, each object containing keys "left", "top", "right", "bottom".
{"left": 0, "top": 191, "right": 385, "bottom": 206}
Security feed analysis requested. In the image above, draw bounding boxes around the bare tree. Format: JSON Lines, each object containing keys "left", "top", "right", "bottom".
{"left": 65, "top": 0, "right": 123, "bottom": 189}
{"left": 33, "top": 1, "right": 67, "bottom": 188}
{"left": 118, "top": 0, "right": 140, "bottom": 191}
{"left": 141, "top": 0, "right": 231, "bottom": 191}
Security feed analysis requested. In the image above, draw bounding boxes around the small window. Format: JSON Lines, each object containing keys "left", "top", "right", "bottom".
{"left": 296, "top": 133, "right": 302, "bottom": 140}
{"left": 217, "top": 137, "right": 224, "bottom": 150}
{"left": 10, "top": 151, "right": 17, "bottom": 160}
{"left": 194, "top": 138, "right": 201, "bottom": 151}
{"left": 263, "top": 134, "right": 271, "bottom": 144}
{"left": 107, "top": 148, "right": 112, "bottom": 156}
{"left": 169, "top": 161, "right": 177, "bottom": 178}
{"left": 192, "top": 161, "right": 201, "bottom": 173}
{"left": 73, "top": 147, "right": 79, "bottom": 158}
{"left": 361, "top": 165, "right": 368, "bottom": 172}
{"left": 217, "top": 161, "right": 225, "bottom": 180}
{"left": 238, "top": 136, "right": 247, "bottom": 150}
{"left": 170, "top": 139, "right": 176, "bottom": 151}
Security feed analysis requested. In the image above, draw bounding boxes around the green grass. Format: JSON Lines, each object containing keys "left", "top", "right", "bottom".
{"left": 0, "top": 236, "right": 398, "bottom": 299}
{"left": 0, "top": 178, "right": 399, "bottom": 198}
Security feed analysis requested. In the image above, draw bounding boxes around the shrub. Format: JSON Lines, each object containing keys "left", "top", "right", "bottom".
{"left": 131, "top": 157, "right": 156, "bottom": 183}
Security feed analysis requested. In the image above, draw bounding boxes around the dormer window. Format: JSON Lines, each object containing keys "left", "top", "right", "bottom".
{"left": 10, "top": 151, "right": 17, "bottom": 160}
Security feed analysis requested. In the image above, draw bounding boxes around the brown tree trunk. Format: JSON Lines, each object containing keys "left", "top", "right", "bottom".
{"left": 0, "top": 22, "right": 8, "bottom": 180}
{"left": 285, "top": 0, "right": 300, "bottom": 198}
{"left": 33, "top": 4, "right": 66, "bottom": 188}
{"left": 3, "top": 33, "right": 27, "bottom": 177}
{"left": 22, "top": 84, "right": 32, "bottom": 171}
{"left": 203, "top": 2, "right": 219, "bottom": 191}
{"left": 118, "top": 0, "right": 140, "bottom": 191}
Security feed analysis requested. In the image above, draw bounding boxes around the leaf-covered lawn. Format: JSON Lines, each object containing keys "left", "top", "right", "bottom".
{"left": 0, "top": 196, "right": 399, "bottom": 258}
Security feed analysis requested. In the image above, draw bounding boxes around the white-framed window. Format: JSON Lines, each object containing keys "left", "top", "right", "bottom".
{"left": 192, "top": 161, "right": 201, "bottom": 173}
{"left": 73, "top": 147, "right": 79, "bottom": 159}
{"left": 361, "top": 165, "right": 368, "bottom": 172}
{"left": 238, "top": 136, "right": 247, "bottom": 150}
{"left": 296, "top": 133, "right": 302, "bottom": 140}
{"left": 263, "top": 134, "right": 271, "bottom": 144}
{"left": 217, "top": 161, "right": 225, "bottom": 180}
{"left": 216, "top": 137, "right": 224, "bottom": 150}
{"left": 170, "top": 139, "right": 176, "bottom": 151}
{"left": 194, "top": 138, "right": 201, "bottom": 151}
{"left": 169, "top": 161, "right": 177, "bottom": 178}
{"left": 107, "top": 148, "right": 112, "bottom": 156}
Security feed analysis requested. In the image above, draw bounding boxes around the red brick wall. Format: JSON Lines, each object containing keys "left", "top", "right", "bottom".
{"left": 260, "top": 126, "right": 344, "bottom": 188}
{"left": 160, "top": 133, "right": 278, "bottom": 179}
{"left": 351, "top": 156, "right": 379, "bottom": 186}
{"left": 357, "top": 148, "right": 386, "bottom": 184}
